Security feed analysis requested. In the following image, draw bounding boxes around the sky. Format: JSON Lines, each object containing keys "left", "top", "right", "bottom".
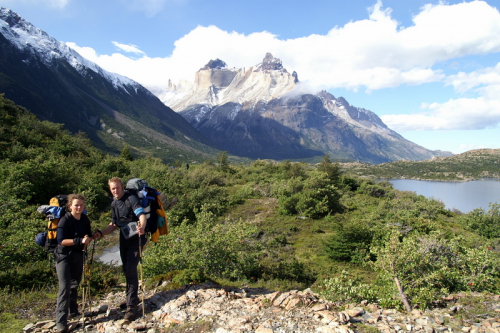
{"left": 1, "top": 0, "right": 500, "bottom": 155}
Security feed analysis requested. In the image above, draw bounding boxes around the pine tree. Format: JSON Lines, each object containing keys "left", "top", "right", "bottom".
{"left": 318, "top": 154, "right": 340, "bottom": 184}
{"left": 120, "top": 145, "right": 134, "bottom": 161}
{"left": 217, "top": 151, "right": 229, "bottom": 172}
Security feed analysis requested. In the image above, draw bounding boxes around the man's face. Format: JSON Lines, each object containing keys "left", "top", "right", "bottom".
{"left": 109, "top": 181, "right": 124, "bottom": 199}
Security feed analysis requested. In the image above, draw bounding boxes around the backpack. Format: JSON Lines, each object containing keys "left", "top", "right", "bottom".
{"left": 118, "top": 178, "right": 168, "bottom": 243}
{"left": 36, "top": 194, "right": 68, "bottom": 253}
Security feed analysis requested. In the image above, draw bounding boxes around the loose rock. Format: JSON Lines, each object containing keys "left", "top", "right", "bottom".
{"left": 24, "top": 283, "right": 500, "bottom": 332}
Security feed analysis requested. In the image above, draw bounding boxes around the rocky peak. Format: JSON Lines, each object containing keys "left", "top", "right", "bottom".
{"left": 0, "top": 7, "right": 21, "bottom": 26}
{"left": 258, "top": 52, "right": 285, "bottom": 71}
{"left": 337, "top": 97, "right": 350, "bottom": 107}
{"left": 0, "top": 7, "right": 52, "bottom": 50}
{"left": 317, "top": 90, "right": 336, "bottom": 101}
{"left": 201, "top": 58, "right": 227, "bottom": 70}
{"left": 292, "top": 71, "right": 299, "bottom": 83}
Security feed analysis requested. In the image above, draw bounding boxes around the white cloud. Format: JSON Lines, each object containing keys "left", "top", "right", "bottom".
{"left": 446, "top": 62, "right": 500, "bottom": 94}
{"left": 67, "top": 1, "right": 500, "bottom": 94}
{"left": 112, "top": 41, "right": 146, "bottom": 55}
{"left": 382, "top": 96, "right": 500, "bottom": 130}
{"left": 382, "top": 62, "right": 500, "bottom": 131}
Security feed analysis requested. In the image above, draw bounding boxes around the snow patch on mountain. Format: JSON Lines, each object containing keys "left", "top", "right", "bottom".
{"left": 160, "top": 54, "right": 297, "bottom": 114}
{"left": 0, "top": 7, "right": 144, "bottom": 94}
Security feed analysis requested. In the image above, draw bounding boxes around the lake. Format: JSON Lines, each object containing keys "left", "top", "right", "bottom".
{"left": 388, "top": 179, "right": 500, "bottom": 213}
{"left": 98, "top": 244, "right": 122, "bottom": 266}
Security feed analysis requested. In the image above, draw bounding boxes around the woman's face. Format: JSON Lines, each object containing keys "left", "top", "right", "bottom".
{"left": 70, "top": 199, "right": 85, "bottom": 214}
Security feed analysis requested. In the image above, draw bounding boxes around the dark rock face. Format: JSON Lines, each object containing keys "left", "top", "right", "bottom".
{"left": 260, "top": 53, "right": 284, "bottom": 71}
{"left": 180, "top": 92, "right": 451, "bottom": 163}
{"left": 202, "top": 59, "right": 227, "bottom": 70}
{"left": 181, "top": 101, "right": 323, "bottom": 160}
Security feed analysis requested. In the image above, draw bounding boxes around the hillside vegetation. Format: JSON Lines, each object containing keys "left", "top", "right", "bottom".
{"left": 0, "top": 95, "right": 499, "bottom": 330}
{"left": 342, "top": 149, "right": 500, "bottom": 181}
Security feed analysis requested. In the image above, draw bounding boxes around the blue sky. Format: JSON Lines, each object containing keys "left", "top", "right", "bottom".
{"left": 2, "top": 0, "right": 500, "bottom": 155}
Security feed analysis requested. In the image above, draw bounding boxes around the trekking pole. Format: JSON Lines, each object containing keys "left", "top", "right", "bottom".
{"left": 81, "top": 243, "right": 88, "bottom": 329}
{"left": 138, "top": 235, "right": 145, "bottom": 317}
{"left": 87, "top": 237, "right": 96, "bottom": 324}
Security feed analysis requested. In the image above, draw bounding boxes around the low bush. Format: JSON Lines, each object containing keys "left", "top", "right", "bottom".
{"left": 316, "top": 270, "right": 378, "bottom": 303}
{"left": 324, "top": 222, "right": 373, "bottom": 263}
{"left": 459, "top": 203, "right": 500, "bottom": 239}
{"left": 143, "top": 210, "right": 261, "bottom": 280}
{"left": 275, "top": 172, "right": 342, "bottom": 218}
{"left": 0, "top": 260, "right": 55, "bottom": 290}
{"left": 372, "top": 232, "right": 500, "bottom": 310}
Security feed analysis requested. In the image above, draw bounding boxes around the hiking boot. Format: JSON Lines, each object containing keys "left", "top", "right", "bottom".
{"left": 56, "top": 323, "right": 68, "bottom": 333}
{"left": 123, "top": 307, "right": 136, "bottom": 322}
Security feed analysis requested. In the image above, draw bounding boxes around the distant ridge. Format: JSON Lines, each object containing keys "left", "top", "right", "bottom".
{"left": 342, "top": 148, "right": 500, "bottom": 181}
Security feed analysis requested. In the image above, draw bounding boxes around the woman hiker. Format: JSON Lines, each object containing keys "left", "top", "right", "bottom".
{"left": 54, "top": 194, "right": 93, "bottom": 333}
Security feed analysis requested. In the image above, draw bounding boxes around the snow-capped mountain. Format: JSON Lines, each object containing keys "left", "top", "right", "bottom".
{"left": 0, "top": 7, "right": 138, "bottom": 92}
{"left": 161, "top": 53, "right": 451, "bottom": 162}
{"left": 0, "top": 8, "right": 214, "bottom": 162}
{"left": 161, "top": 54, "right": 298, "bottom": 112}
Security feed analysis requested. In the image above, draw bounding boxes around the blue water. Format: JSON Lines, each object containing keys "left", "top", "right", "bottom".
{"left": 98, "top": 244, "right": 122, "bottom": 265}
{"left": 389, "top": 179, "right": 500, "bottom": 213}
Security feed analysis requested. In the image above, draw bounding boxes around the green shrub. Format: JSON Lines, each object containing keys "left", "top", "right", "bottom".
{"left": 459, "top": 203, "right": 500, "bottom": 239}
{"left": 172, "top": 269, "right": 208, "bottom": 286}
{"left": 0, "top": 260, "right": 55, "bottom": 290}
{"left": 356, "top": 180, "right": 397, "bottom": 198}
{"left": 316, "top": 270, "right": 378, "bottom": 303}
{"left": 167, "top": 186, "right": 229, "bottom": 226}
{"left": 143, "top": 210, "right": 260, "bottom": 280}
{"left": 372, "top": 232, "right": 500, "bottom": 310}
{"left": 324, "top": 222, "right": 373, "bottom": 263}
{"left": 317, "top": 155, "right": 341, "bottom": 185}
{"left": 260, "top": 258, "right": 312, "bottom": 283}
{"left": 87, "top": 261, "right": 120, "bottom": 294}
{"left": 147, "top": 269, "right": 210, "bottom": 291}
{"left": 276, "top": 172, "right": 342, "bottom": 218}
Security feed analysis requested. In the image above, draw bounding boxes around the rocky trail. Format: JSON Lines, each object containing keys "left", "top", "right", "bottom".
{"left": 23, "top": 281, "right": 500, "bottom": 333}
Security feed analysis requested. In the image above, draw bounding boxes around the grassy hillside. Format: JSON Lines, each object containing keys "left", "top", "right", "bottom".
{"left": 342, "top": 149, "right": 500, "bottom": 181}
{"left": 0, "top": 96, "right": 499, "bottom": 331}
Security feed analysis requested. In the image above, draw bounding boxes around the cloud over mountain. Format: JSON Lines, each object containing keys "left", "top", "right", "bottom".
{"left": 62, "top": 1, "right": 500, "bottom": 132}
{"left": 68, "top": 1, "right": 500, "bottom": 88}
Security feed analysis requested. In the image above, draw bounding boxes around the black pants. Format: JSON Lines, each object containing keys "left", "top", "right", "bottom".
{"left": 55, "top": 251, "right": 84, "bottom": 325}
{"left": 119, "top": 236, "right": 146, "bottom": 308}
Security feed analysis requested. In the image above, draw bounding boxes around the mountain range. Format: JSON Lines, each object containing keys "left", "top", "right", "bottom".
{"left": 161, "top": 54, "right": 452, "bottom": 163}
{"left": 0, "top": 7, "right": 216, "bottom": 163}
{"left": 1, "top": 8, "right": 452, "bottom": 164}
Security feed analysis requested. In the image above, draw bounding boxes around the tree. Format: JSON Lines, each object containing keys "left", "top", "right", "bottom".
{"left": 216, "top": 151, "right": 229, "bottom": 172}
{"left": 120, "top": 145, "right": 134, "bottom": 161}
{"left": 318, "top": 154, "right": 341, "bottom": 184}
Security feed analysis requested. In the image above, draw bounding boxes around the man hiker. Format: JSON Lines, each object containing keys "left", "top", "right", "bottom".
{"left": 93, "top": 177, "right": 147, "bottom": 322}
